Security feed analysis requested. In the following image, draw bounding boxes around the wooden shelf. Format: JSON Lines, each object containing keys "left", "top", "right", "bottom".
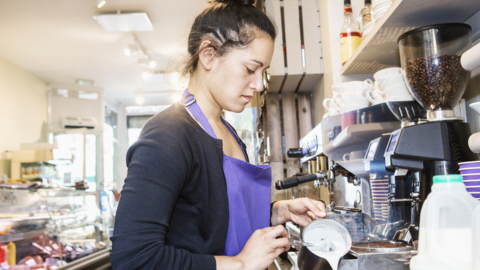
{"left": 341, "top": 0, "right": 480, "bottom": 75}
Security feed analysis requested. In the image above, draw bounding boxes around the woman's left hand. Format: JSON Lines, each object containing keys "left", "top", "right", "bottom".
{"left": 271, "top": 198, "right": 327, "bottom": 227}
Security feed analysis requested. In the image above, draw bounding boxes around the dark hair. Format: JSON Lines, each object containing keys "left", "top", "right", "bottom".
{"left": 182, "top": 0, "right": 277, "bottom": 78}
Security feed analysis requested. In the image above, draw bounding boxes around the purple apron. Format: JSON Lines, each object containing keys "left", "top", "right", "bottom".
{"left": 182, "top": 89, "right": 272, "bottom": 256}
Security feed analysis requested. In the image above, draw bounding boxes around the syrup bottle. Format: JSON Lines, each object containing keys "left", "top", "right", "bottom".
{"left": 360, "top": 0, "right": 372, "bottom": 28}
{"left": 340, "top": 0, "right": 362, "bottom": 65}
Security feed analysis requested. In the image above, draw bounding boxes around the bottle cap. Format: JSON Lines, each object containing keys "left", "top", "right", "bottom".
{"left": 433, "top": 174, "right": 463, "bottom": 184}
{"left": 344, "top": 0, "right": 351, "bottom": 4}
{"left": 365, "top": 0, "right": 371, "bottom": 4}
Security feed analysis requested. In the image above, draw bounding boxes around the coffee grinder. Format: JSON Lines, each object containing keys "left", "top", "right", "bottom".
{"left": 384, "top": 23, "right": 479, "bottom": 244}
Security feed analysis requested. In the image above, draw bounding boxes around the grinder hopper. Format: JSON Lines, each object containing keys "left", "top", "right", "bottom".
{"left": 398, "top": 23, "right": 472, "bottom": 121}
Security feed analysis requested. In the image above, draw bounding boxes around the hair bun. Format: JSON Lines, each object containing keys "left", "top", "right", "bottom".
{"left": 217, "top": 0, "right": 255, "bottom": 5}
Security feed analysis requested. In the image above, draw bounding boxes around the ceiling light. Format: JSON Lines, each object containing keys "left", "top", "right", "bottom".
{"left": 136, "top": 95, "right": 145, "bottom": 105}
{"left": 124, "top": 44, "right": 138, "bottom": 57}
{"left": 75, "top": 79, "right": 95, "bottom": 86}
{"left": 141, "top": 71, "right": 152, "bottom": 80}
{"left": 96, "top": 0, "right": 106, "bottom": 8}
{"left": 148, "top": 60, "right": 156, "bottom": 69}
{"left": 93, "top": 13, "right": 154, "bottom": 32}
{"left": 138, "top": 58, "right": 156, "bottom": 69}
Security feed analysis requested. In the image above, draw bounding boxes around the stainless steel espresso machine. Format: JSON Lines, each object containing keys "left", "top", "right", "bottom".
{"left": 274, "top": 23, "right": 479, "bottom": 270}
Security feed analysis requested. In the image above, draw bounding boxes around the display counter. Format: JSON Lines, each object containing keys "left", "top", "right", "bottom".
{"left": 0, "top": 187, "right": 111, "bottom": 269}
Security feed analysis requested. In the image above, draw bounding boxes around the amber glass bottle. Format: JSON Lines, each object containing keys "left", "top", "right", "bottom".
{"left": 340, "top": 0, "right": 362, "bottom": 65}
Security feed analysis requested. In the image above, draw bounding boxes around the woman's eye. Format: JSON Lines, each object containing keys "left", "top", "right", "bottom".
{"left": 246, "top": 67, "right": 255, "bottom": 74}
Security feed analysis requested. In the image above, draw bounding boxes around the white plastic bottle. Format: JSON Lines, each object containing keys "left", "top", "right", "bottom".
{"left": 410, "top": 175, "right": 480, "bottom": 270}
{"left": 473, "top": 204, "right": 480, "bottom": 270}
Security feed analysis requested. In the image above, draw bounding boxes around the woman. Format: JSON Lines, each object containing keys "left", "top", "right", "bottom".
{"left": 110, "top": 0, "right": 327, "bottom": 269}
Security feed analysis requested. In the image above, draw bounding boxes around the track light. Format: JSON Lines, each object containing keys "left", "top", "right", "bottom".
{"left": 96, "top": 0, "right": 106, "bottom": 8}
{"left": 124, "top": 44, "right": 139, "bottom": 56}
{"left": 136, "top": 95, "right": 145, "bottom": 105}
{"left": 141, "top": 71, "right": 153, "bottom": 80}
{"left": 138, "top": 58, "right": 156, "bottom": 69}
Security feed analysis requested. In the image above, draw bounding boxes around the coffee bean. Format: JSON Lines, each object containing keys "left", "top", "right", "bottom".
{"left": 405, "top": 55, "right": 470, "bottom": 111}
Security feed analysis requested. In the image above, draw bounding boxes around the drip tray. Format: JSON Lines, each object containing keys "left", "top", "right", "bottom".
{"left": 351, "top": 241, "right": 413, "bottom": 254}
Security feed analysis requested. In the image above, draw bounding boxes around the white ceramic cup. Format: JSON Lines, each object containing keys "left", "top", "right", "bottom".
{"left": 343, "top": 150, "right": 366, "bottom": 161}
{"left": 373, "top": 67, "right": 402, "bottom": 81}
{"left": 333, "top": 93, "right": 370, "bottom": 108}
{"left": 365, "top": 89, "right": 385, "bottom": 104}
{"left": 376, "top": 74, "right": 406, "bottom": 92}
{"left": 323, "top": 98, "right": 340, "bottom": 114}
{"left": 382, "top": 82, "right": 411, "bottom": 98}
{"left": 332, "top": 82, "right": 348, "bottom": 94}
{"left": 341, "top": 79, "right": 374, "bottom": 96}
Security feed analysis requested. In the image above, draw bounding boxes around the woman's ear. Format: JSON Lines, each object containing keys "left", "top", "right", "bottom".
{"left": 199, "top": 40, "right": 216, "bottom": 70}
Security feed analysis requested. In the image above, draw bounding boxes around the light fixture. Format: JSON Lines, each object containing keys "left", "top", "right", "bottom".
{"left": 96, "top": 0, "right": 106, "bottom": 8}
{"left": 148, "top": 60, "right": 156, "bottom": 69}
{"left": 93, "top": 13, "right": 154, "bottom": 32}
{"left": 135, "top": 95, "right": 145, "bottom": 105}
{"left": 141, "top": 71, "right": 153, "bottom": 80}
{"left": 137, "top": 58, "right": 156, "bottom": 69}
{"left": 124, "top": 44, "right": 138, "bottom": 56}
{"left": 75, "top": 79, "right": 95, "bottom": 86}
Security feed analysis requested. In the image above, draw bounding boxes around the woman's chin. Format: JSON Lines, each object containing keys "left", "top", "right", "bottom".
{"left": 225, "top": 103, "right": 247, "bottom": 113}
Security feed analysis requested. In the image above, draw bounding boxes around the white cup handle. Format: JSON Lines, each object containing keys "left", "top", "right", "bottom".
{"left": 366, "top": 90, "right": 382, "bottom": 104}
{"left": 362, "top": 79, "right": 373, "bottom": 94}
{"left": 323, "top": 98, "right": 333, "bottom": 111}
{"left": 374, "top": 81, "right": 385, "bottom": 93}
{"left": 343, "top": 153, "right": 351, "bottom": 161}
{"left": 333, "top": 93, "right": 343, "bottom": 107}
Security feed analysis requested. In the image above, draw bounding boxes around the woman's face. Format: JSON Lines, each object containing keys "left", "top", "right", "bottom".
{"left": 205, "top": 34, "right": 274, "bottom": 113}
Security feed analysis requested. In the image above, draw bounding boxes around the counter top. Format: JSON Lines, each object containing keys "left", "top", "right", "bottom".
{"left": 269, "top": 257, "right": 293, "bottom": 270}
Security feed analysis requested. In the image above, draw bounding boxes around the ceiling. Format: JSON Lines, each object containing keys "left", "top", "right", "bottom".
{"left": 0, "top": 0, "right": 209, "bottom": 106}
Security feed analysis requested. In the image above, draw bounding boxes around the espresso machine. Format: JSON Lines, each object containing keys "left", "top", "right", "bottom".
{"left": 273, "top": 23, "right": 480, "bottom": 270}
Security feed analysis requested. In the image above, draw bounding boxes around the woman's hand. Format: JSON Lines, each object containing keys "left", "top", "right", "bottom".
{"left": 215, "top": 225, "right": 290, "bottom": 270}
{"left": 271, "top": 198, "right": 327, "bottom": 227}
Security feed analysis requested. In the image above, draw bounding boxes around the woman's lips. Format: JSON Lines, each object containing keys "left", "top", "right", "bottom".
{"left": 243, "top": 95, "right": 253, "bottom": 102}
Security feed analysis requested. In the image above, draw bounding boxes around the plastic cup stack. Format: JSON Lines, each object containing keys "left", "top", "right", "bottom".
{"left": 458, "top": 161, "right": 480, "bottom": 200}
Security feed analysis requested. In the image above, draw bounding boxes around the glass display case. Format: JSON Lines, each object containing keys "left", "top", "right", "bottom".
{"left": 0, "top": 187, "right": 110, "bottom": 269}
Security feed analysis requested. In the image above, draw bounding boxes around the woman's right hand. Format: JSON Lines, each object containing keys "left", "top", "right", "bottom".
{"left": 235, "top": 225, "right": 291, "bottom": 270}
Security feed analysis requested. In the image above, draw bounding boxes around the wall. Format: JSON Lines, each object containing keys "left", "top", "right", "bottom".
{"left": 0, "top": 56, "right": 47, "bottom": 176}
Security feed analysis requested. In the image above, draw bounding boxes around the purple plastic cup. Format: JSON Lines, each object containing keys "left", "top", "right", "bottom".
{"left": 459, "top": 161, "right": 480, "bottom": 169}
{"left": 462, "top": 174, "right": 480, "bottom": 181}
{"left": 459, "top": 168, "right": 480, "bottom": 174}
{"left": 464, "top": 181, "right": 480, "bottom": 186}
{"left": 466, "top": 187, "right": 480, "bottom": 192}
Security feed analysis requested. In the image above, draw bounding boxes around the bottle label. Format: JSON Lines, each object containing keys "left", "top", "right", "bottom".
{"left": 344, "top": 7, "right": 353, "bottom": 13}
{"left": 340, "top": 32, "right": 362, "bottom": 64}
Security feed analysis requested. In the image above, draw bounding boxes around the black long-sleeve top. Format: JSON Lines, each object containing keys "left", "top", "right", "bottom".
{"left": 110, "top": 102, "right": 230, "bottom": 270}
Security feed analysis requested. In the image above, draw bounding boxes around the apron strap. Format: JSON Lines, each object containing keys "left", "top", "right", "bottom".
{"left": 221, "top": 118, "right": 249, "bottom": 162}
{"left": 182, "top": 89, "right": 249, "bottom": 162}
{"left": 182, "top": 89, "right": 217, "bottom": 139}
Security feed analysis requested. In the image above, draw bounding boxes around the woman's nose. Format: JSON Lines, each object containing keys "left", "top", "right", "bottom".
{"left": 250, "top": 73, "right": 264, "bottom": 92}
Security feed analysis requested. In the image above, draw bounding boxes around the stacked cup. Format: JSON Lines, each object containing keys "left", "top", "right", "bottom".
{"left": 458, "top": 161, "right": 480, "bottom": 200}
{"left": 323, "top": 80, "right": 373, "bottom": 118}
{"left": 372, "top": 0, "right": 392, "bottom": 21}
{"left": 365, "top": 67, "right": 414, "bottom": 104}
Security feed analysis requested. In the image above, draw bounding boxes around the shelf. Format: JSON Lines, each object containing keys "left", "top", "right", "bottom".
{"left": 341, "top": 0, "right": 480, "bottom": 75}
{"left": 0, "top": 229, "right": 49, "bottom": 243}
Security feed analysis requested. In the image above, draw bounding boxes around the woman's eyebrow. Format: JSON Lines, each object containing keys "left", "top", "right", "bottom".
{"left": 250, "top": 59, "right": 264, "bottom": 67}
